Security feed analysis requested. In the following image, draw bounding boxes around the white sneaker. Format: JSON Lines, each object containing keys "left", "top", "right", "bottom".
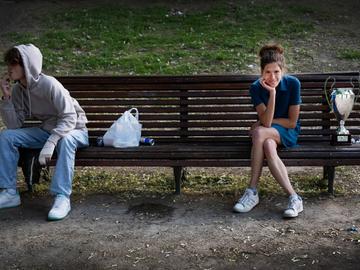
{"left": 48, "top": 194, "right": 71, "bottom": 221}
{"left": 0, "top": 189, "right": 21, "bottom": 209}
{"left": 233, "top": 188, "right": 259, "bottom": 213}
{"left": 283, "top": 196, "right": 303, "bottom": 218}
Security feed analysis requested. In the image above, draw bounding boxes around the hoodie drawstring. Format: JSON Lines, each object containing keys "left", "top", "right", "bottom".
{"left": 20, "top": 85, "right": 32, "bottom": 118}
{"left": 28, "top": 88, "right": 32, "bottom": 117}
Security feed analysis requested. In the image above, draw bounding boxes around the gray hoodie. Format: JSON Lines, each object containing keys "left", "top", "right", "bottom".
{"left": 0, "top": 44, "right": 88, "bottom": 145}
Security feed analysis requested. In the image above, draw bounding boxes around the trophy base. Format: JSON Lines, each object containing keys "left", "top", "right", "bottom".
{"left": 330, "top": 133, "right": 351, "bottom": 146}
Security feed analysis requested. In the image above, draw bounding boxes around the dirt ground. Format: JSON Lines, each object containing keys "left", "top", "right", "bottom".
{"left": 0, "top": 190, "right": 359, "bottom": 269}
{"left": 0, "top": 0, "right": 359, "bottom": 269}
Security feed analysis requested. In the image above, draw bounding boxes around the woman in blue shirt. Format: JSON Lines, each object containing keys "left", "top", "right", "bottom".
{"left": 233, "top": 44, "right": 303, "bottom": 218}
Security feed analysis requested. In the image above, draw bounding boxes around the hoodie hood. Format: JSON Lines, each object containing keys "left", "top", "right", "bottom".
{"left": 15, "top": 44, "right": 43, "bottom": 88}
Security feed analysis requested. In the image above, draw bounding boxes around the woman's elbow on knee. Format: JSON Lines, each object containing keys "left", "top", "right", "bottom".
{"left": 289, "top": 121, "right": 297, "bottom": 129}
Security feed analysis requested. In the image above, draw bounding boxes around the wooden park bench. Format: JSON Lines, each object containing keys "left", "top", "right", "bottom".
{"left": 21, "top": 71, "right": 360, "bottom": 194}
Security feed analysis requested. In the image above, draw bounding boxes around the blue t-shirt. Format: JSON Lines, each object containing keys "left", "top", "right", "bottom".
{"left": 250, "top": 75, "right": 301, "bottom": 118}
{"left": 249, "top": 75, "right": 302, "bottom": 147}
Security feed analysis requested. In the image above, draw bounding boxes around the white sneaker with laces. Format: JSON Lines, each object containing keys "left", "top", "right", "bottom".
{"left": 0, "top": 189, "right": 21, "bottom": 209}
{"left": 233, "top": 188, "right": 259, "bottom": 213}
{"left": 283, "top": 196, "right": 303, "bottom": 218}
{"left": 48, "top": 194, "right": 71, "bottom": 221}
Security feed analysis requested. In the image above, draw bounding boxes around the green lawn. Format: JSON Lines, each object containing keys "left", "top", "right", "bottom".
{"left": 6, "top": 1, "right": 313, "bottom": 75}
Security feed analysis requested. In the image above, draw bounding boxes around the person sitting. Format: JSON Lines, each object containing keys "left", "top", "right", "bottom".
{"left": 233, "top": 44, "right": 303, "bottom": 218}
{"left": 0, "top": 44, "right": 89, "bottom": 221}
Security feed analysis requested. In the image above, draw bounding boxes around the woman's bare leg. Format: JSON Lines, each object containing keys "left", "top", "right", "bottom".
{"left": 249, "top": 127, "right": 281, "bottom": 188}
{"left": 263, "top": 138, "right": 296, "bottom": 195}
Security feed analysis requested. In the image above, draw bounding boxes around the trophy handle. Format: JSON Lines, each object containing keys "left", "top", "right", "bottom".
{"left": 350, "top": 76, "right": 360, "bottom": 104}
{"left": 324, "top": 76, "right": 336, "bottom": 110}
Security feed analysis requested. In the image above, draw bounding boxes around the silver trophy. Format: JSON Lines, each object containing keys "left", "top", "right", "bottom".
{"left": 324, "top": 76, "right": 358, "bottom": 145}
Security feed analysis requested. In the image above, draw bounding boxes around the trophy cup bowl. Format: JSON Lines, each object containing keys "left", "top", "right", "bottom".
{"left": 324, "top": 75, "right": 359, "bottom": 145}
{"left": 329, "top": 88, "right": 355, "bottom": 145}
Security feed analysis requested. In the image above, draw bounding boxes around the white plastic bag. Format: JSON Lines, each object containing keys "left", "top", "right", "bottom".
{"left": 103, "top": 108, "right": 142, "bottom": 148}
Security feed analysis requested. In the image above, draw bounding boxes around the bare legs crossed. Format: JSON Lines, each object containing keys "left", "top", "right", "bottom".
{"left": 249, "top": 126, "right": 296, "bottom": 195}
{"left": 233, "top": 126, "right": 303, "bottom": 217}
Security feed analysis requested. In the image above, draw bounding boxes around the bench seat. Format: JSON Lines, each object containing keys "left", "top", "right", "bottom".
{"left": 75, "top": 142, "right": 360, "bottom": 166}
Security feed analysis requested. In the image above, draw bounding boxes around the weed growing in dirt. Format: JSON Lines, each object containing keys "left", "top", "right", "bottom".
{"left": 338, "top": 49, "right": 360, "bottom": 60}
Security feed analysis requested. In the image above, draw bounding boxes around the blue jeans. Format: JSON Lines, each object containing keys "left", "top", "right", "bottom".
{"left": 0, "top": 127, "right": 89, "bottom": 197}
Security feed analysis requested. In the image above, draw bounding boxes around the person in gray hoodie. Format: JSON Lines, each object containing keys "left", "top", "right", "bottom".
{"left": 0, "top": 44, "right": 89, "bottom": 221}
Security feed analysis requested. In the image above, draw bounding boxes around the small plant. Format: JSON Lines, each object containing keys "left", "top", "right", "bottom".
{"left": 338, "top": 49, "right": 360, "bottom": 60}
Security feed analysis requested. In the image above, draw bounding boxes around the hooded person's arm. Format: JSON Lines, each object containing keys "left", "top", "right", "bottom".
{"left": 1, "top": 44, "right": 41, "bottom": 129}
{"left": 0, "top": 87, "right": 26, "bottom": 128}
{"left": 39, "top": 82, "right": 78, "bottom": 165}
{"left": 46, "top": 82, "right": 78, "bottom": 145}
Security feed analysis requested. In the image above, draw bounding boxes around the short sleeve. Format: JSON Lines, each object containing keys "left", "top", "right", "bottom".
{"left": 289, "top": 77, "right": 301, "bottom": 105}
{"left": 249, "top": 82, "right": 264, "bottom": 107}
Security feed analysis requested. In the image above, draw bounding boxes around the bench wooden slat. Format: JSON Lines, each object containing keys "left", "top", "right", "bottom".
{"left": 86, "top": 119, "right": 360, "bottom": 129}
{"left": 86, "top": 129, "right": 355, "bottom": 138}
{"left": 71, "top": 90, "right": 249, "bottom": 98}
{"left": 82, "top": 105, "right": 356, "bottom": 114}
{"left": 77, "top": 98, "right": 255, "bottom": 106}
{"left": 71, "top": 88, "right": 326, "bottom": 97}
{"left": 74, "top": 143, "right": 360, "bottom": 160}
{"left": 73, "top": 159, "right": 360, "bottom": 167}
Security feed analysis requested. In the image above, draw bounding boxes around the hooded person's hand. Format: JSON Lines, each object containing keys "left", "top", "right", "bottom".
{"left": 39, "top": 140, "right": 56, "bottom": 165}
{"left": 1, "top": 74, "right": 11, "bottom": 98}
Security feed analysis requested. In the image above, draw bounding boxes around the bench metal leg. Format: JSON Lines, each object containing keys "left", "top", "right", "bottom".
{"left": 173, "top": 166, "right": 185, "bottom": 195}
{"left": 323, "top": 166, "right": 335, "bottom": 194}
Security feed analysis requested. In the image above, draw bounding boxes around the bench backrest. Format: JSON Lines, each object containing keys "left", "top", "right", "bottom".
{"left": 56, "top": 72, "right": 359, "bottom": 145}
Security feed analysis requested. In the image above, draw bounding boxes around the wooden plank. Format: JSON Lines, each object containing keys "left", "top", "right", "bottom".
{"left": 73, "top": 158, "right": 360, "bottom": 167}
{"left": 82, "top": 106, "right": 255, "bottom": 114}
{"left": 71, "top": 89, "right": 250, "bottom": 97}
{"left": 77, "top": 98, "right": 254, "bottom": 106}
{"left": 57, "top": 71, "right": 359, "bottom": 84}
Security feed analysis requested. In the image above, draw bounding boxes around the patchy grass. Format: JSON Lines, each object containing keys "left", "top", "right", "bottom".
{"left": 28, "top": 166, "right": 354, "bottom": 198}
{"left": 5, "top": 1, "right": 313, "bottom": 75}
{"left": 338, "top": 49, "right": 360, "bottom": 60}
{"left": 31, "top": 168, "right": 174, "bottom": 197}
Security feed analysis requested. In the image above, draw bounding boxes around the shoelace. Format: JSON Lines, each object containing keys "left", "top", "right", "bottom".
{"left": 53, "top": 196, "right": 68, "bottom": 209}
{"left": 287, "top": 198, "right": 299, "bottom": 210}
{"left": 238, "top": 191, "right": 254, "bottom": 206}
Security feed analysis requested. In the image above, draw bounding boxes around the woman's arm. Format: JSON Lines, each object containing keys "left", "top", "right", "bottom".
{"left": 255, "top": 79, "right": 276, "bottom": 127}
{"left": 255, "top": 103, "right": 300, "bottom": 129}
{"left": 272, "top": 104, "right": 300, "bottom": 129}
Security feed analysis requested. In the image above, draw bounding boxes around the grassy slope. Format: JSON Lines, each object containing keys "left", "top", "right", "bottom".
{"left": 6, "top": 1, "right": 315, "bottom": 75}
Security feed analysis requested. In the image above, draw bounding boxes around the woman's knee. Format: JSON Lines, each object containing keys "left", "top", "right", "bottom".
{"left": 251, "top": 126, "right": 269, "bottom": 144}
{"left": 251, "top": 127, "right": 262, "bottom": 142}
{"left": 263, "top": 139, "right": 278, "bottom": 158}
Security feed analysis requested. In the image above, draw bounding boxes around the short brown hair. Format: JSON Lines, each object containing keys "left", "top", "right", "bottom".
{"left": 259, "top": 44, "right": 285, "bottom": 72}
{"left": 4, "top": 47, "right": 23, "bottom": 67}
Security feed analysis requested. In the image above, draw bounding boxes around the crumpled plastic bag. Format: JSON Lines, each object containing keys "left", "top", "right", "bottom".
{"left": 103, "top": 108, "right": 142, "bottom": 148}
